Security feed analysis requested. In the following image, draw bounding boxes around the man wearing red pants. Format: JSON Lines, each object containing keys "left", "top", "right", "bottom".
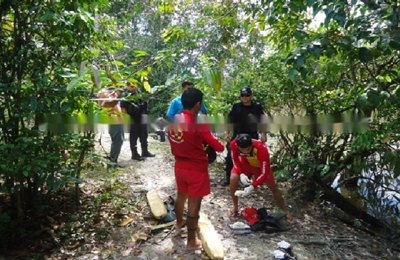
{"left": 168, "top": 88, "right": 224, "bottom": 251}
{"left": 229, "top": 134, "right": 292, "bottom": 221}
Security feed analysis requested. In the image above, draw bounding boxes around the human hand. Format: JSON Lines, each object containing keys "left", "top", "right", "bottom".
{"left": 234, "top": 185, "right": 254, "bottom": 197}
{"left": 223, "top": 131, "right": 232, "bottom": 142}
{"left": 239, "top": 174, "right": 251, "bottom": 186}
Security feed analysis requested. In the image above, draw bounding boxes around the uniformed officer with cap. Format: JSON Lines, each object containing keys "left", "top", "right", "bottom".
{"left": 223, "top": 86, "right": 267, "bottom": 186}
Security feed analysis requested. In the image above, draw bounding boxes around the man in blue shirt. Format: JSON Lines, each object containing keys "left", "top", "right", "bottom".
{"left": 166, "top": 81, "right": 208, "bottom": 122}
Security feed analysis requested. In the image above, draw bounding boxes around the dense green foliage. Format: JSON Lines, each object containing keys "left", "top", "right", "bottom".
{"left": 0, "top": 1, "right": 120, "bottom": 245}
{"left": 231, "top": 0, "right": 400, "bottom": 228}
{"left": 1, "top": 0, "right": 97, "bottom": 217}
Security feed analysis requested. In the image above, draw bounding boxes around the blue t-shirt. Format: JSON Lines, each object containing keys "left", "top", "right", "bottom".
{"left": 166, "top": 95, "right": 208, "bottom": 121}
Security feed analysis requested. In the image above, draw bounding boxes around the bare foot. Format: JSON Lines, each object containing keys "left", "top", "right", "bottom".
{"left": 186, "top": 239, "right": 202, "bottom": 251}
{"left": 286, "top": 212, "right": 295, "bottom": 224}
{"left": 228, "top": 208, "right": 239, "bottom": 219}
{"left": 174, "top": 221, "right": 186, "bottom": 237}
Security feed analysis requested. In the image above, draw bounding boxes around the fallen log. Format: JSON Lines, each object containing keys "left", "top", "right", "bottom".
{"left": 315, "top": 178, "right": 387, "bottom": 233}
{"left": 146, "top": 189, "right": 167, "bottom": 220}
{"left": 198, "top": 213, "right": 224, "bottom": 259}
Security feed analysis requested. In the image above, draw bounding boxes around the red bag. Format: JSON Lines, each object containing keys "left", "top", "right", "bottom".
{"left": 241, "top": 207, "right": 260, "bottom": 225}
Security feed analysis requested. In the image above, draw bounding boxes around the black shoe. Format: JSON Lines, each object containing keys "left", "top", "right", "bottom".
{"left": 131, "top": 154, "right": 144, "bottom": 161}
{"left": 107, "top": 162, "right": 125, "bottom": 169}
{"left": 142, "top": 151, "right": 155, "bottom": 157}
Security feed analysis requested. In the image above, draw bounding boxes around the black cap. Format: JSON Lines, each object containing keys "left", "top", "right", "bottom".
{"left": 240, "top": 87, "right": 252, "bottom": 96}
{"left": 236, "top": 134, "right": 252, "bottom": 148}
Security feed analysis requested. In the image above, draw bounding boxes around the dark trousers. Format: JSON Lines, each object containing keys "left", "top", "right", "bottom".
{"left": 129, "top": 123, "right": 148, "bottom": 154}
{"left": 109, "top": 124, "right": 124, "bottom": 162}
{"left": 224, "top": 142, "right": 234, "bottom": 181}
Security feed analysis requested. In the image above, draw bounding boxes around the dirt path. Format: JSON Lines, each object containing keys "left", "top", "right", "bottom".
{"left": 90, "top": 132, "right": 399, "bottom": 260}
{"left": 2, "top": 133, "right": 397, "bottom": 260}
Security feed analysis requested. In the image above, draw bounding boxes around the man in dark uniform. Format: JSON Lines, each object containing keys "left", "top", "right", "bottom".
{"left": 223, "top": 86, "right": 266, "bottom": 186}
{"left": 120, "top": 85, "right": 155, "bottom": 161}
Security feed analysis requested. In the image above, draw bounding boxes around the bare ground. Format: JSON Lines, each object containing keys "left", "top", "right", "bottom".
{"left": 79, "top": 134, "right": 398, "bottom": 260}
{"left": 5, "top": 134, "right": 396, "bottom": 260}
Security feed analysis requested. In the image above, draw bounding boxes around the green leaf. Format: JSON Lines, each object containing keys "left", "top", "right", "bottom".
{"left": 334, "top": 10, "right": 346, "bottom": 27}
{"left": 308, "top": 44, "right": 321, "bottom": 57}
{"left": 203, "top": 68, "right": 222, "bottom": 94}
{"left": 143, "top": 81, "right": 151, "bottom": 92}
{"left": 394, "top": 160, "right": 400, "bottom": 178}
{"left": 158, "top": 2, "right": 174, "bottom": 14}
{"left": 66, "top": 65, "right": 88, "bottom": 91}
{"left": 111, "top": 60, "right": 125, "bottom": 67}
{"left": 377, "top": 74, "right": 392, "bottom": 83}
{"left": 356, "top": 93, "right": 368, "bottom": 108}
{"left": 61, "top": 72, "right": 78, "bottom": 78}
{"left": 325, "top": 10, "right": 334, "bottom": 25}
{"left": 366, "top": 89, "right": 380, "bottom": 107}
{"left": 133, "top": 50, "right": 149, "bottom": 57}
{"left": 383, "top": 151, "right": 396, "bottom": 165}
{"left": 389, "top": 40, "right": 400, "bottom": 50}
{"left": 288, "top": 68, "right": 299, "bottom": 82}
{"left": 379, "top": 91, "right": 390, "bottom": 100}
{"left": 358, "top": 47, "right": 373, "bottom": 62}
{"left": 295, "top": 55, "right": 305, "bottom": 67}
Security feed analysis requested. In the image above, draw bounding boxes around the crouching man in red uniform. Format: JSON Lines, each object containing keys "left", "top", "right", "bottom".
{"left": 230, "top": 134, "right": 293, "bottom": 222}
{"left": 167, "top": 88, "right": 224, "bottom": 251}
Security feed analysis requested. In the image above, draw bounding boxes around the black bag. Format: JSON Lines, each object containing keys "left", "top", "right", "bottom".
{"left": 205, "top": 145, "right": 217, "bottom": 164}
{"left": 161, "top": 196, "right": 176, "bottom": 223}
{"left": 250, "top": 208, "right": 290, "bottom": 233}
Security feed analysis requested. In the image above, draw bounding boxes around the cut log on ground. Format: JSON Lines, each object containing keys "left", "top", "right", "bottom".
{"left": 146, "top": 190, "right": 167, "bottom": 220}
{"left": 198, "top": 212, "right": 224, "bottom": 260}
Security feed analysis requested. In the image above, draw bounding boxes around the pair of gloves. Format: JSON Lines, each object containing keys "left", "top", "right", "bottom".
{"left": 235, "top": 174, "right": 255, "bottom": 197}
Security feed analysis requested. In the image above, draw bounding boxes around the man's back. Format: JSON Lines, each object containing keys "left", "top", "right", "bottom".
{"left": 168, "top": 110, "right": 223, "bottom": 171}
{"left": 120, "top": 100, "right": 142, "bottom": 122}
{"left": 166, "top": 96, "right": 183, "bottom": 121}
{"left": 168, "top": 111, "right": 209, "bottom": 170}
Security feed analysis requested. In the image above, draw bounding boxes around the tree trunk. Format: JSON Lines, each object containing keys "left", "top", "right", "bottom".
{"left": 15, "top": 185, "right": 25, "bottom": 223}
{"left": 315, "top": 177, "right": 387, "bottom": 233}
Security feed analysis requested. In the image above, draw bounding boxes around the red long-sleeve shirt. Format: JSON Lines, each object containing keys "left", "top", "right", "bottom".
{"left": 168, "top": 110, "right": 224, "bottom": 172}
{"left": 230, "top": 139, "right": 274, "bottom": 188}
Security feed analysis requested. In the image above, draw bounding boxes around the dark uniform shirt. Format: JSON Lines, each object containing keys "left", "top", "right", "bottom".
{"left": 228, "top": 102, "right": 265, "bottom": 139}
{"left": 120, "top": 100, "right": 147, "bottom": 123}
